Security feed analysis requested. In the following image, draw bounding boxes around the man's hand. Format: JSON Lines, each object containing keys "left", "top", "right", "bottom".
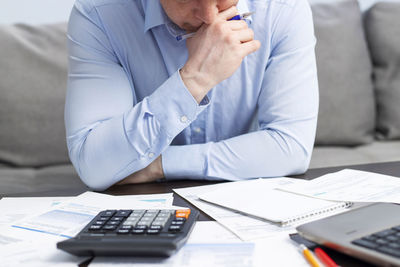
{"left": 117, "top": 156, "right": 164, "bottom": 185}
{"left": 180, "top": 6, "right": 261, "bottom": 103}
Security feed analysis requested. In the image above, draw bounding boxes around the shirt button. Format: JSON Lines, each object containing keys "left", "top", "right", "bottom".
{"left": 180, "top": 116, "right": 188, "bottom": 123}
{"left": 148, "top": 152, "right": 155, "bottom": 158}
{"left": 194, "top": 127, "right": 201, "bottom": 133}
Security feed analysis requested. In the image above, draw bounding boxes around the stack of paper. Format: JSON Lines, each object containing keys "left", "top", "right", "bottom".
{"left": 174, "top": 169, "right": 400, "bottom": 244}
{"left": 277, "top": 169, "right": 400, "bottom": 203}
{"left": 0, "top": 191, "right": 175, "bottom": 266}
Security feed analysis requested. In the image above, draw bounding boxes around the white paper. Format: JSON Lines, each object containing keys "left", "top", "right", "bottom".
{"left": 173, "top": 178, "right": 302, "bottom": 241}
{"left": 90, "top": 221, "right": 254, "bottom": 267}
{"left": 252, "top": 235, "right": 309, "bottom": 267}
{"left": 90, "top": 222, "right": 308, "bottom": 267}
{"left": 199, "top": 178, "right": 347, "bottom": 224}
{"left": 91, "top": 243, "right": 255, "bottom": 267}
{"left": 0, "top": 197, "right": 73, "bottom": 245}
{"left": 0, "top": 192, "right": 176, "bottom": 266}
{"left": 0, "top": 239, "right": 88, "bottom": 267}
{"left": 187, "top": 221, "right": 241, "bottom": 243}
{"left": 278, "top": 169, "right": 400, "bottom": 203}
{"left": 0, "top": 197, "right": 71, "bottom": 225}
{"left": 9, "top": 192, "right": 175, "bottom": 239}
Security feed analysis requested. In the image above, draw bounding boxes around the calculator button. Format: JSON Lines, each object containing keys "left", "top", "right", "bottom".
{"left": 94, "top": 221, "right": 105, "bottom": 225}
{"left": 120, "top": 225, "right": 133, "bottom": 230}
{"left": 157, "top": 211, "right": 170, "bottom": 215}
{"left": 171, "top": 220, "right": 184, "bottom": 225}
{"left": 175, "top": 209, "right": 191, "bottom": 219}
{"left": 132, "top": 229, "right": 145, "bottom": 234}
{"left": 103, "top": 225, "right": 118, "bottom": 231}
{"left": 173, "top": 217, "right": 186, "bottom": 222}
{"left": 117, "top": 229, "right": 130, "bottom": 234}
{"left": 137, "top": 221, "right": 152, "bottom": 227}
{"left": 128, "top": 215, "right": 142, "bottom": 220}
{"left": 107, "top": 221, "right": 120, "bottom": 225}
{"left": 101, "top": 210, "right": 117, "bottom": 217}
{"left": 99, "top": 216, "right": 111, "bottom": 221}
{"left": 169, "top": 225, "right": 182, "bottom": 232}
{"left": 147, "top": 229, "right": 161, "bottom": 235}
{"left": 132, "top": 210, "right": 146, "bottom": 216}
{"left": 123, "top": 220, "right": 138, "bottom": 226}
{"left": 151, "top": 221, "right": 167, "bottom": 227}
{"left": 134, "top": 225, "right": 148, "bottom": 230}
{"left": 111, "top": 217, "right": 124, "bottom": 221}
{"left": 116, "top": 210, "right": 132, "bottom": 217}
{"left": 144, "top": 213, "right": 158, "bottom": 215}
{"left": 89, "top": 225, "right": 102, "bottom": 231}
{"left": 149, "top": 225, "right": 162, "bottom": 230}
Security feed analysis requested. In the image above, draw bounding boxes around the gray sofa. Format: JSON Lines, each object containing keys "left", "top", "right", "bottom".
{"left": 1, "top": 0, "right": 399, "bottom": 196}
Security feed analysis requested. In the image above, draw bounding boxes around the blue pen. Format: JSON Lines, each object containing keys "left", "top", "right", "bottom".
{"left": 176, "top": 11, "right": 254, "bottom": 41}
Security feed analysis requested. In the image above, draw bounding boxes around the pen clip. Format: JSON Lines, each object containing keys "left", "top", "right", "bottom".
{"left": 241, "top": 11, "right": 254, "bottom": 19}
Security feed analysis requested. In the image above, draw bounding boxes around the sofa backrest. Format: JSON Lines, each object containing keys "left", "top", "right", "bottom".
{"left": 364, "top": 2, "right": 400, "bottom": 139}
{"left": 0, "top": 23, "right": 69, "bottom": 167}
{"left": 312, "top": 0, "right": 376, "bottom": 146}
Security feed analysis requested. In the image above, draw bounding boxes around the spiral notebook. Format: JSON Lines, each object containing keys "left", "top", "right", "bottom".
{"left": 198, "top": 179, "right": 352, "bottom": 226}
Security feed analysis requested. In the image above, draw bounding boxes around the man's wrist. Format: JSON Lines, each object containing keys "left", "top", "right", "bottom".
{"left": 179, "top": 67, "right": 209, "bottom": 104}
{"left": 151, "top": 155, "right": 164, "bottom": 179}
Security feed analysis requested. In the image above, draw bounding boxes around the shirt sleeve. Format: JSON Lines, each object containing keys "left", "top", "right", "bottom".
{"left": 65, "top": 2, "right": 207, "bottom": 190}
{"left": 162, "top": 0, "right": 319, "bottom": 181}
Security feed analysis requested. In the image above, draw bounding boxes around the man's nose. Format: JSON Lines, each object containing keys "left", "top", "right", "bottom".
{"left": 195, "top": 1, "right": 218, "bottom": 24}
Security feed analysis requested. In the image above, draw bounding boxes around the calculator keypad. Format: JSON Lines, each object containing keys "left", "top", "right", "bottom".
{"left": 86, "top": 209, "right": 190, "bottom": 235}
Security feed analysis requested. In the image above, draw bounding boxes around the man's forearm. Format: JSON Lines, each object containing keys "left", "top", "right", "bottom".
{"left": 162, "top": 127, "right": 317, "bottom": 181}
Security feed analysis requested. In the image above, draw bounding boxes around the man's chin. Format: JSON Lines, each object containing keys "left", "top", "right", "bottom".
{"left": 181, "top": 22, "right": 202, "bottom": 33}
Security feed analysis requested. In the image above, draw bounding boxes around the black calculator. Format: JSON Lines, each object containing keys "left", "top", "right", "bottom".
{"left": 57, "top": 208, "right": 199, "bottom": 257}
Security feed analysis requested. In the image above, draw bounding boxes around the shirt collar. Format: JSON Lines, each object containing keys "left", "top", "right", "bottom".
{"left": 142, "top": 0, "right": 252, "bottom": 34}
{"left": 142, "top": 0, "right": 169, "bottom": 33}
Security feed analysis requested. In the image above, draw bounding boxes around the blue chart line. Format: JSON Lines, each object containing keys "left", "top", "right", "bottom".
{"left": 11, "top": 225, "right": 73, "bottom": 238}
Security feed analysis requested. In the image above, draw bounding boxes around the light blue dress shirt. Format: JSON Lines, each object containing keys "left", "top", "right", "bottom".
{"left": 65, "top": 0, "right": 319, "bottom": 190}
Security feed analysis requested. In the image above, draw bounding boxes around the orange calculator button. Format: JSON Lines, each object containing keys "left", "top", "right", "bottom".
{"left": 175, "top": 209, "right": 191, "bottom": 219}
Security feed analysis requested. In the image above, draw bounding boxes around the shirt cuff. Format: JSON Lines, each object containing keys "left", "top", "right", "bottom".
{"left": 162, "top": 143, "right": 211, "bottom": 180}
{"left": 147, "top": 70, "right": 209, "bottom": 138}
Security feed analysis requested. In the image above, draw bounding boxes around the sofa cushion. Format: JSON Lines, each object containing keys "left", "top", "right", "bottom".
{"left": 0, "top": 164, "right": 86, "bottom": 196}
{"left": 310, "top": 140, "right": 400, "bottom": 169}
{"left": 364, "top": 2, "right": 400, "bottom": 140}
{"left": 311, "top": 0, "right": 376, "bottom": 145}
{"left": 0, "top": 23, "right": 70, "bottom": 167}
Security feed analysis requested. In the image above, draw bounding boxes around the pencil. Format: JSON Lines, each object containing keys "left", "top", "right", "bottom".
{"left": 314, "top": 247, "right": 339, "bottom": 267}
{"left": 300, "top": 244, "right": 322, "bottom": 267}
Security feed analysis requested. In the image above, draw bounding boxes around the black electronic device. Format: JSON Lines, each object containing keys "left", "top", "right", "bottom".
{"left": 57, "top": 209, "right": 198, "bottom": 257}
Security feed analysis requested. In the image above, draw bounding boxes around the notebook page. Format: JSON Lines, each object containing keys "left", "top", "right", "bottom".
{"left": 199, "top": 179, "right": 347, "bottom": 224}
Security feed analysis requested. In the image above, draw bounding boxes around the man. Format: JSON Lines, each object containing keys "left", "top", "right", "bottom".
{"left": 65, "top": 0, "right": 318, "bottom": 191}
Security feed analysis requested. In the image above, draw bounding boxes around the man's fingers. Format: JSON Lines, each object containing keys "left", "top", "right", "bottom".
{"left": 228, "top": 20, "right": 248, "bottom": 31}
{"left": 236, "top": 28, "right": 255, "bottom": 43}
{"left": 239, "top": 40, "right": 261, "bottom": 57}
{"left": 218, "top": 5, "right": 238, "bottom": 20}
